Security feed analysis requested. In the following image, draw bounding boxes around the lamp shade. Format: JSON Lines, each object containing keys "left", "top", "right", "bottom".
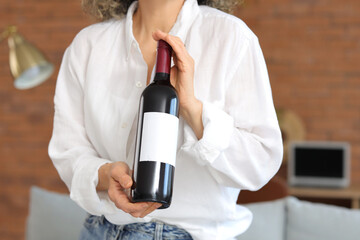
{"left": 7, "top": 32, "right": 54, "bottom": 89}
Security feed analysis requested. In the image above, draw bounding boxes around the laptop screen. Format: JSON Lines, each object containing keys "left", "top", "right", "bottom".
{"left": 294, "top": 147, "right": 344, "bottom": 178}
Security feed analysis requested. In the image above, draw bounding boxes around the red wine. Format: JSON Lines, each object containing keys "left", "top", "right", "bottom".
{"left": 131, "top": 40, "right": 179, "bottom": 209}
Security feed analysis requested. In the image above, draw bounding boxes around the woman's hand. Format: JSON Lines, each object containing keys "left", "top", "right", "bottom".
{"left": 97, "top": 162, "right": 161, "bottom": 218}
{"left": 152, "top": 30, "right": 204, "bottom": 139}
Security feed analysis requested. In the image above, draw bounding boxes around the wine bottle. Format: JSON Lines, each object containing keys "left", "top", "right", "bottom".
{"left": 131, "top": 40, "right": 179, "bottom": 209}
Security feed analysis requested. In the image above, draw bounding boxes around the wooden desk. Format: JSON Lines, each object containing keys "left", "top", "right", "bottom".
{"left": 288, "top": 185, "right": 360, "bottom": 209}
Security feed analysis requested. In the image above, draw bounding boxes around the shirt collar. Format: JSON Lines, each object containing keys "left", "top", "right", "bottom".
{"left": 125, "top": 0, "right": 200, "bottom": 60}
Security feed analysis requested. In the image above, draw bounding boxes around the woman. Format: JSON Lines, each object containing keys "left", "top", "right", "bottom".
{"left": 48, "top": 0, "right": 283, "bottom": 239}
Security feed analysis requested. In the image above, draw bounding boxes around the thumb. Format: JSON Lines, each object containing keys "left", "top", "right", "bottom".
{"left": 119, "top": 175, "right": 133, "bottom": 189}
{"left": 170, "top": 66, "right": 177, "bottom": 87}
{"left": 110, "top": 162, "right": 133, "bottom": 189}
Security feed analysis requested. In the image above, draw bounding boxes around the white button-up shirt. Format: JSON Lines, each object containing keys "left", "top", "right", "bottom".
{"left": 48, "top": 0, "right": 283, "bottom": 239}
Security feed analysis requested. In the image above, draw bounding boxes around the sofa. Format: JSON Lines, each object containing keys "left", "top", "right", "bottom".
{"left": 26, "top": 186, "right": 360, "bottom": 240}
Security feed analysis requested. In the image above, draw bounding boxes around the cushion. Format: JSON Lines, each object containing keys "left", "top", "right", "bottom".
{"left": 236, "top": 198, "right": 286, "bottom": 240}
{"left": 286, "top": 196, "right": 360, "bottom": 240}
{"left": 26, "top": 186, "right": 87, "bottom": 240}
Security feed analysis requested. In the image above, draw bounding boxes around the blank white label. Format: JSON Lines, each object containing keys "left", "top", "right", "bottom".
{"left": 139, "top": 112, "right": 179, "bottom": 167}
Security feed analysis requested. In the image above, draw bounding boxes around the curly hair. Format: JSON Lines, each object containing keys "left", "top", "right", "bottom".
{"left": 82, "top": 0, "right": 243, "bottom": 21}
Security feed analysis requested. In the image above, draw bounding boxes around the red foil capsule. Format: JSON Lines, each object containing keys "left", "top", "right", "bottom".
{"left": 155, "top": 40, "right": 172, "bottom": 75}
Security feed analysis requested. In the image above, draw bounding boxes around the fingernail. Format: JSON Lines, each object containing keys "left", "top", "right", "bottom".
{"left": 125, "top": 179, "right": 131, "bottom": 186}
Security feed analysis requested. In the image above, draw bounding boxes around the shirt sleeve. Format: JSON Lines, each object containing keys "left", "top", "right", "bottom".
{"left": 180, "top": 36, "right": 283, "bottom": 190}
{"left": 48, "top": 36, "right": 117, "bottom": 215}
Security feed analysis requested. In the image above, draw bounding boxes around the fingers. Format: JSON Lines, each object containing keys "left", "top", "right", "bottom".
{"left": 108, "top": 182, "right": 161, "bottom": 217}
{"left": 140, "top": 202, "right": 163, "bottom": 218}
{"left": 107, "top": 162, "right": 162, "bottom": 218}
{"left": 108, "top": 178, "right": 149, "bottom": 217}
{"left": 152, "top": 30, "right": 193, "bottom": 72}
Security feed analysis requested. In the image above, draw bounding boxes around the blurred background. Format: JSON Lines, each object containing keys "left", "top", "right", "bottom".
{"left": 0, "top": 0, "right": 359, "bottom": 239}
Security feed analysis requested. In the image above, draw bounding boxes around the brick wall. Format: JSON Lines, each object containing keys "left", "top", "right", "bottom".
{"left": 235, "top": 0, "right": 360, "bottom": 183}
{"left": 0, "top": 0, "right": 359, "bottom": 239}
{"left": 0, "top": 1, "right": 91, "bottom": 239}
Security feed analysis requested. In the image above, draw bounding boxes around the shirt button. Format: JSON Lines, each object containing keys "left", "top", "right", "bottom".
{"left": 121, "top": 123, "right": 127, "bottom": 128}
{"left": 136, "top": 81, "right": 143, "bottom": 88}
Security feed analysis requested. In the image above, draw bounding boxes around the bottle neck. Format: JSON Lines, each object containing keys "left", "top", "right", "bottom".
{"left": 154, "top": 40, "right": 172, "bottom": 82}
{"left": 154, "top": 72, "right": 170, "bottom": 81}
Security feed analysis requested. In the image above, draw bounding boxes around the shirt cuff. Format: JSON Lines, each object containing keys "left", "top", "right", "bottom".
{"left": 181, "top": 101, "right": 234, "bottom": 165}
{"left": 70, "top": 156, "right": 117, "bottom": 216}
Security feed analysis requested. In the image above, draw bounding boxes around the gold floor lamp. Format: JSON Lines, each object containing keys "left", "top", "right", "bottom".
{"left": 1, "top": 25, "right": 54, "bottom": 89}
